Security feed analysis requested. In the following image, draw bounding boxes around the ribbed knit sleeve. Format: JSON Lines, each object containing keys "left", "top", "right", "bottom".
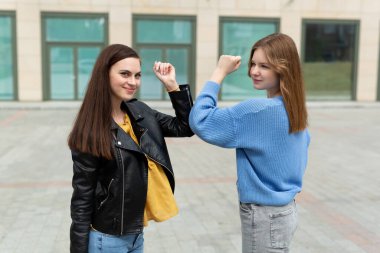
{"left": 189, "top": 81, "right": 237, "bottom": 148}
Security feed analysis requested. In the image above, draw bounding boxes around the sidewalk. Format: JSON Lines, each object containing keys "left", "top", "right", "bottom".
{"left": 0, "top": 103, "right": 379, "bottom": 252}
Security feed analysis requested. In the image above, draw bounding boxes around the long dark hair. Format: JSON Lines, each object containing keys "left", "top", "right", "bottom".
{"left": 248, "top": 33, "right": 308, "bottom": 133}
{"left": 68, "top": 44, "right": 140, "bottom": 159}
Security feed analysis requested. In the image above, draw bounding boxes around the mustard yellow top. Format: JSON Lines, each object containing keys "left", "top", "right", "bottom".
{"left": 117, "top": 113, "right": 178, "bottom": 226}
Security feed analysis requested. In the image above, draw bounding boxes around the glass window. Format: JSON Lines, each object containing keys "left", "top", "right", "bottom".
{"left": 303, "top": 21, "right": 358, "bottom": 100}
{"left": 0, "top": 13, "right": 16, "bottom": 100}
{"left": 134, "top": 16, "right": 195, "bottom": 100}
{"left": 46, "top": 17, "right": 105, "bottom": 42}
{"left": 220, "top": 19, "right": 278, "bottom": 100}
{"left": 136, "top": 19, "right": 192, "bottom": 44}
{"left": 49, "top": 47, "right": 74, "bottom": 99}
{"left": 42, "top": 13, "right": 107, "bottom": 100}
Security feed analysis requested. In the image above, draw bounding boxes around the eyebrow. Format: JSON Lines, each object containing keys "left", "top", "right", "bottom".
{"left": 119, "top": 70, "right": 141, "bottom": 75}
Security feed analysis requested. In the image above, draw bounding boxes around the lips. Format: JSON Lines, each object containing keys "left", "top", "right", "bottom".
{"left": 125, "top": 87, "right": 136, "bottom": 94}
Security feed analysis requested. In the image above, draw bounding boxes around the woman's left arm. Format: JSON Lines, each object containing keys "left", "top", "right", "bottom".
{"left": 152, "top": 84, "right": 194, "bottom": 137}
{"left": 152, "top": 62, "right": 194, "bottom": 137}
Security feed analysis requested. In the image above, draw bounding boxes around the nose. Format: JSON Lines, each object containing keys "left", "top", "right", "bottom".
{"left": 250, "top": 65, "right": 258, "bottom": 76}
{"left": 127, "top": 76, "right": 137, "bottom": 86}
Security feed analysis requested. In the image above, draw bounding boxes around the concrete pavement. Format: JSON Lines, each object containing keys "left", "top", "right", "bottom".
{"left": 0, "top": 102, "right": 380, "bottom": 253}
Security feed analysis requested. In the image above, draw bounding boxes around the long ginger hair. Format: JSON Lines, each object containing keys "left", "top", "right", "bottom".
{"left": 248, "top": 33, "right": 308, "bottom": 133}
{"left": 68, "top": 44, "right": 140, "bottom": 159}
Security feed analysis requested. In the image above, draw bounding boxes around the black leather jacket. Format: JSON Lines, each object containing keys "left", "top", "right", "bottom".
{"left": 70, "top": 85, "right": 193, "bottom": 253}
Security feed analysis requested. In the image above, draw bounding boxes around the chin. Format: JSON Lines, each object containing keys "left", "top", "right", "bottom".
{"left": 123, "top": 95, "right": 135, "bottom": 101}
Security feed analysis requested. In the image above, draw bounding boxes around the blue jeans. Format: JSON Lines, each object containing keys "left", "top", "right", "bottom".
{"left": 88, "top": 229, "right": 144, "bottom": 253}
{"left": 239, "top": 200, "right": 297, "bottom": 253}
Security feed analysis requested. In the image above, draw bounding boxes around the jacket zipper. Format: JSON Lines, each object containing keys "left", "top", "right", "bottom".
{"left": 113, "top": 133, "right": 125, "bottom": 235}
{"left": 114, "top": 126, "right": 175, "bottom": 235}
{"left": 117, "top": 147, "right": 125, "bottom": 235}
{"left": 97, "top": 178, "right": 114, "bottom": 210}
{"left": 184, "top": 85, "right": 193, "bottom": 107}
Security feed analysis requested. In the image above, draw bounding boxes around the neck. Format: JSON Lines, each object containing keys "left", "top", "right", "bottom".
{"left": 267, "top": 89, "right": 281, "bottom": 98}
{"left": 111, "top": 98, "right": 124, "bottom": 124}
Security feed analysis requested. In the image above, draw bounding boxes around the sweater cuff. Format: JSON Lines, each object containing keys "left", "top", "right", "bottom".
{"left": 202, "top": 81, "right": 221, "bottom": 95}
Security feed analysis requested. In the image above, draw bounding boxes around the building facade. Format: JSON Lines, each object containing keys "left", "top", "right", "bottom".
{"left": 0, "top": 0, "right": 379, "bottom": 102}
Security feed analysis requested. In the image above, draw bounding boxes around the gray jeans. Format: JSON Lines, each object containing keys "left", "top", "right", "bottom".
{"left": 239, "top": 200, "right": 298, "bottom": 253}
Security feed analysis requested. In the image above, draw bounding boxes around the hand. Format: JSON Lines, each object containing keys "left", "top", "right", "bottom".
{"left": 153, "top": 61, "right": 179, "bottom": 92}
{"left": 210, "top": 55, "right": 242, "bottom": 84}
{"left": 217, "top": 55, "right": 242, "bottom": 75}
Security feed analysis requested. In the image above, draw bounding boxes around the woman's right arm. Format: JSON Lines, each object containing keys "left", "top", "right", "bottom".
{"left": 70, "top": 150, "right": 99, "bottom": 253}
{"left": 189, "top": 55, "right": 242, "bottom": 148}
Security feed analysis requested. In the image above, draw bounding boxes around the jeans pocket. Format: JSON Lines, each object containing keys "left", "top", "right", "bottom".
{"left": 132, "top": 232, "right": 144, "bottom": 252}
{"left": 269, "top": 206, "right": 297, "bottom": 249}
{"left": 239, "top": 202, "right": 252, "bottom": 213}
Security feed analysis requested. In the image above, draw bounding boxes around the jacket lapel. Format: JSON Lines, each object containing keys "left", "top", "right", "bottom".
{"left": 111, "top": 120, "right": 142, "bottom": 153}
{"left": 120, "top": 100, "right": 171, "bottom": 170}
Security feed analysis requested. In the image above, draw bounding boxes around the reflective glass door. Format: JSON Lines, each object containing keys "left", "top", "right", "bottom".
{"left": 139, "top": 48, "right": 163, "bottom": 99}
{"left": 48, "top": 45, "right": 100, "bottom": 100}
{"left": 77, "top": 47, "right": 100, "bottom": 99}
{"left": 49, "top": 46, "right": 74, "bottom": 99}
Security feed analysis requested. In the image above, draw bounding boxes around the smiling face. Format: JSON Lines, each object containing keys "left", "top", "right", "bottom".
{"left": 109, "top": 57, "right": 141, "bottom": 104}
{"left": 249, "top": 47, "right": 281, "bottom": 98}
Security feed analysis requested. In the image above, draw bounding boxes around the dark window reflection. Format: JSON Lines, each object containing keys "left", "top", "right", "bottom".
{"left": 305, "top": 24, "right": 355, "bottom": 62}
{"left": 303, "top": 22, "right": 357, "bottom": 100}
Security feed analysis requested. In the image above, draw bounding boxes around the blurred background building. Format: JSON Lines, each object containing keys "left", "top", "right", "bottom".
{"left": 0, "top": 0, "right": 379, "bottom": 102}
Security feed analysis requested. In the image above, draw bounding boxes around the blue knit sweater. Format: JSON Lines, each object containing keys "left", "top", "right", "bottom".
{"left": 189, "top": 81, "right": 310, "bottom": 206}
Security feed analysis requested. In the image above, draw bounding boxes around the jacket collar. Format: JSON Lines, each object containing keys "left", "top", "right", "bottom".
{"left": 110, "top": 99, "right": 144, "bottom": 153}
{"left": 111, "top": 99, "right": 144, "bottom": 130}
{"left": 121, "top": 99, "right": 144, "bottom": 122}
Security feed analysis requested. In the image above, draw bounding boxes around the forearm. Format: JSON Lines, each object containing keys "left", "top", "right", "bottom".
{"left": 209, "top": 55, "right": 241, "bottom": 84}
{"left": 209, "top": 67, "right": 228, "bottom": 85}
{"left": 158, "top": 84, "right": 194, "bottom": 137}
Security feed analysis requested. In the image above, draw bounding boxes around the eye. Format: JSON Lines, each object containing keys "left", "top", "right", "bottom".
{"left": 135, "top": 73, "right": 141, "bottom": 79}
{"left": 120, "top": 71, "right": 130, "bottom": 77}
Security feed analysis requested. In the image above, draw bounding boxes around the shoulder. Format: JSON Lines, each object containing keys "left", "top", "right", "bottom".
{"left": 71, "top": 149, "right": 101, "bottom": 166}
{"left": 127, "top": 98, "right": 150, "bottom": 109}
{"left": 124, "top": 99, "right": 154, "bottom": 114}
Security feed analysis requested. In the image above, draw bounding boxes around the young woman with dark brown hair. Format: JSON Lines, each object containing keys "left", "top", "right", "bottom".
{"left": 68, "top": 44, "right": 193, "bottom": 253}
{"left": 189, "top": 33, "right": 310, "bottom": 253}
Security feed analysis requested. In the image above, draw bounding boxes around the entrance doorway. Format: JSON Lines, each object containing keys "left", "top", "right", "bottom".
{"left": 47, "top": 45, "right": 101, "bottom": 100}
